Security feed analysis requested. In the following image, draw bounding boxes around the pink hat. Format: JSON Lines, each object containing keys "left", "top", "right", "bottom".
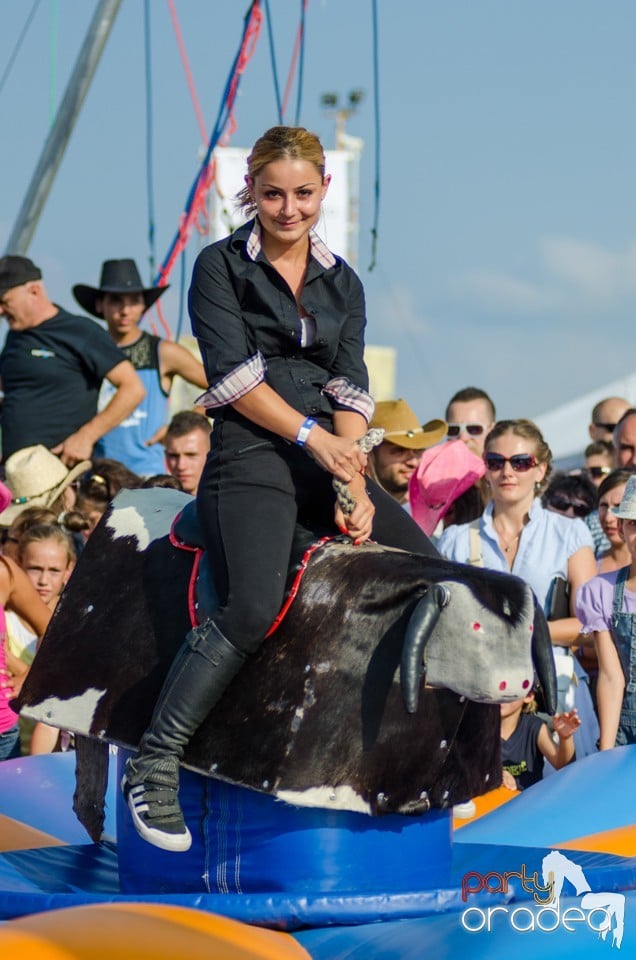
{"left": 0, "top": 481, "right": 11, "bottom": 516}
{"left": 409, "top": 439, "right": 486, "bottom": 535}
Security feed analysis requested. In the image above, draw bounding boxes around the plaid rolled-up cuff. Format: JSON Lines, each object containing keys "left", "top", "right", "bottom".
{"left": 196, "top": 352, "right": 266, "bottom": 409}
{"left": 322, "top": 376, "right": 375, "bottom": 423}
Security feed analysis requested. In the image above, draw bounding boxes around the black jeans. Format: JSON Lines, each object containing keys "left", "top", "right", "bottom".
{"left": 197, "top": 417, "right": 438, "bottom": 654}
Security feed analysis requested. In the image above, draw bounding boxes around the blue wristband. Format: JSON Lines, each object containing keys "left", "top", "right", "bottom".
{"left": 296, "top": 417, "right": 317, "bottom": 447}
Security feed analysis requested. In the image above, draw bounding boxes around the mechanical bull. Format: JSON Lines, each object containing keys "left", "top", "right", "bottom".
{"left": 17, "top": 488, "right": 556, "bottom": 841}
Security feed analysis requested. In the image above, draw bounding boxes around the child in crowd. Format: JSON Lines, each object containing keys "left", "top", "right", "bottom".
{"left": 11, "top": 524, "right": 76, "bottom": 754}
{"left": 501, "top": 692, "right": 580, "bottom": 791}
{"left": 0, "top": 482, "right": 52, "bottom": 760}
{"left": 575, "top": 473, "right": 636, "bottom": 749}
{"left": 0, "top": 506, "right": 59, "bottom": 565}
{"left": 0, "top": 556, "right": 51, "bottom": 760}
{"left": 64, "top": 459, "right": 141, "bottom": 542}
{"left": 19, "top": 524, "right": 76, "bottom": 613}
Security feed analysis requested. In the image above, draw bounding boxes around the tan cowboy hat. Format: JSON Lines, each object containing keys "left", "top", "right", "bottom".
{"left": 370, "top": 399, "right": 448, "bottom": 450}
{"left": 1, "top": 446, "right": 91, "bottom": 524}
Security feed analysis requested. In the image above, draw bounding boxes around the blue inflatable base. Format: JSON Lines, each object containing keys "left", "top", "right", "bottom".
{"left": 1, "top": 751, "right": 636, "bottom": 957}
{"left": 0, "top": 751, "right": 118, "bottom": 844}
{"left": 0, "top": 837, "right": 634, "bottom": 930}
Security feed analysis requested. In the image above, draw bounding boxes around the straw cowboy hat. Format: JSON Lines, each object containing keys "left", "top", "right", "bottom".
{"left": 370, "top": 399, "right": 447, "bottom": 451}
{"left": 72, "top": 259, "right": 169, "bottom": 319}
{"left": 1, "top": 446, "right": 91, "bottom": 524}
{"left": 408, "top": 439, "right": 486, "bottom": 536}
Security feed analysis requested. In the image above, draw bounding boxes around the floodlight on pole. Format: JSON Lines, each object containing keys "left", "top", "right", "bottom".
{"left": 320, "top": 89, "right": 365, "bottom": 149}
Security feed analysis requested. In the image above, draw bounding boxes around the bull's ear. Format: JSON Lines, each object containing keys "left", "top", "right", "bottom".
{"left": 401, "top": 584, "right": 450, "bottom": 714}
{"left": 532, "top": 599, "right": 557, "bottom": 716}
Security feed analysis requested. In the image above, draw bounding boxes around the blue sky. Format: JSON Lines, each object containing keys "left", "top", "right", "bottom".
{"left": 2, "top": 0, "right": 636, "bottom": 431}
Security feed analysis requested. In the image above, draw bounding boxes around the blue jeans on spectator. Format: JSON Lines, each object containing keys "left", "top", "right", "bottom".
{"left": 0, "top": 724, "right": 21, "bottom": 760}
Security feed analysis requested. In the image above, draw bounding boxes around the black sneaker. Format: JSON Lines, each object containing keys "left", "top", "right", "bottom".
{"left": 121, "top": 767, "right": 192, "bottom": 853}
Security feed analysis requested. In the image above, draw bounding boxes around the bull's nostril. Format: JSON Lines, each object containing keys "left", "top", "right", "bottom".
{"left": 472, "top": 622, "right": 481, "bottom": 630}
{"left": 499, "top": 681, "right": 507, "bottom": 690}
{"left": 522, "top": 679, "right": 530, "bottom": 689}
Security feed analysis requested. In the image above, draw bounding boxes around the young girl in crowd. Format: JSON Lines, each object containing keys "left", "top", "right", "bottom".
{"left": 0, "top": 483, "right": 52, "bottom": 760}
{"left": 0, "top": 556, "right": 51, "bottom": 760}
{"left": 12, "top": 524, "right": 76, "bottom": 754}
{"left": 1, "top": 506, "right": 59, "bottom": 564}
{"left": 64, "top": 459, "right": 141, "bottom": 542}
{"left": 501, "top": 693, "right": 580, "bottom": 791}
{"left": 19, "top": 524, "right": 76, "bottom": 612}
{"left": 576, "top": 473, "right": 636, "bottom": 749}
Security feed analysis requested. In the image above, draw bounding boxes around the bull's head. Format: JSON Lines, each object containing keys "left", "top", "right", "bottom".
{"left": 401, "top": 579, "right": 557, "bottom": 715}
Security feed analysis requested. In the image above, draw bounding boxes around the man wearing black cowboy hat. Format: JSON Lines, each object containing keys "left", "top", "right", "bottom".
{"left": 73, "top": 260, "right": 207, "bottom": 476}
{"left": 0, "top": 255, "right": 145, "bottom": 466}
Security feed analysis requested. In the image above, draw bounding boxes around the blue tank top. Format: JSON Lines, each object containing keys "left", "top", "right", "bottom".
{"left": 94, "top": 331, "right": 168, "bottom": 475}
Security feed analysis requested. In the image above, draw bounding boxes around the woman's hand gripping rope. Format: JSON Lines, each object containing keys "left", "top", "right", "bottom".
{"left": 333, "top": 428, "right": 385, "bottom": 544}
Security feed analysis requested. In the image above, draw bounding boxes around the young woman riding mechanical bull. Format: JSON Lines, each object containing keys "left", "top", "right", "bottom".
{"left": 122, "top": 126, "right": 440, "bottom": 852}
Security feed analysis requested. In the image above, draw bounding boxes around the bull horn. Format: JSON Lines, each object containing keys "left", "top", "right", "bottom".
{"left": 401, "top": 584, "right": 450, "bottom": 714}
{"left": 532, "top": 600, "right": 558, "bottom": 716}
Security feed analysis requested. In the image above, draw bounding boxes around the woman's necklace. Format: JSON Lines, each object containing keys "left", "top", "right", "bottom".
{"left": 493, "top": 518, "right": 522, "bottom": 554}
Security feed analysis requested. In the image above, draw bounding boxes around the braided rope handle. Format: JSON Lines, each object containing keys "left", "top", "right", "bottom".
{"left": 332, "top": 428, "right": 385, "bottom": 516}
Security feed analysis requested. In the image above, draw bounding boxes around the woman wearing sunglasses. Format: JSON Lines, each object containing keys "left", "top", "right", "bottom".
{"left": 439, "top": 418, "right": 598, "bottom": 763}
{"left": 542, "top": 472, "right": 597, "bottom": 521}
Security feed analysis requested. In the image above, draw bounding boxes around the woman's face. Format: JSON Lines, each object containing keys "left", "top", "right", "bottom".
{"left": 247, "top": 158, "right": 330, "bottom": 247}
{"left": 620, "top": 518, "right": 636, "bottom": 560}
{"left": 598, "top": 483, "right": 627, "bottom": 546}
{"left": 484, "top": 431, "right": 547, "bottom": 509}
{"left": 21, "top": 539, "right": 73, "bottom": 609}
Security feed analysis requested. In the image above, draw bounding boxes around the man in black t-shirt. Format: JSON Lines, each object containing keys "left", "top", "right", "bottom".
{"left": 0, "top": 256, "right": 145, "bottom": 465}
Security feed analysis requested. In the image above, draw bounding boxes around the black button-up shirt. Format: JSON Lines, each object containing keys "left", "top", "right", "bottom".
{"left": 189, "top": 219, "right": 374, "bottom": 423}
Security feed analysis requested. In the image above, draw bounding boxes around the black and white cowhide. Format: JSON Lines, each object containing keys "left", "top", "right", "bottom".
{"left": 17, "top": 488, "right": 555, "bottom": 839}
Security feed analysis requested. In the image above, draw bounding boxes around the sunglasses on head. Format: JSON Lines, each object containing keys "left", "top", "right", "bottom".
{"left": 586, "top": 465, "right": 612, "bottom": 480}
{"left": 447, "top": 422, "right": 485, "bottom": 438}
{"left": 484, "top": 453, "right": 538, "bottom": 473}
{"left": 593, "top": 422, "right": 618, "bottom": 433}
{"left": 547, "top": 494, "right": 590, "bottom": 518}
{"left": 0, "top": 529, "right": 19, "bottom": 547}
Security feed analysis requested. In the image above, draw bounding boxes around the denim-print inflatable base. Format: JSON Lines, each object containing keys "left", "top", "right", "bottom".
{"left": 0, "top": 749, "right": 635, "bottom": 958}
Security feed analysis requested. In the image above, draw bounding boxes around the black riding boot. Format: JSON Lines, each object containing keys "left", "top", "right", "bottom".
{"left": 122, "top": 619, "right": 246, "bottom": 852}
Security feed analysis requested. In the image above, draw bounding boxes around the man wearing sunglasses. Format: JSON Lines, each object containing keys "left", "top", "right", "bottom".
{"left": 444, "top": 386, "right": 496, "bottom": 457}
{"left": 583, "top": 441, "right": 614, "bottom": 488}
{"left": 588, "top": 397, "right": 630, "bottom": 443}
